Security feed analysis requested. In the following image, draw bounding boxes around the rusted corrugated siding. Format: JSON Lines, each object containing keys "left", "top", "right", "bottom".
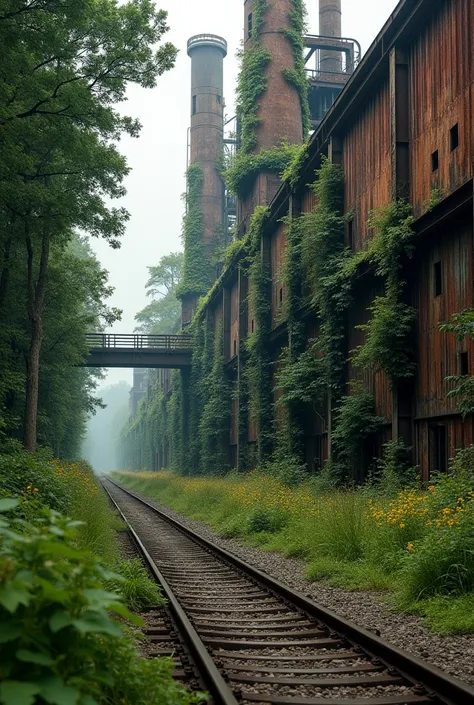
{"left": 409, "top": 0, "right": 473, "bottom": 217}
{"left": 271, "top": 220, "right": 287, "bottom": 328}
{"left": 230, "top": 387, "right": 238, "bottom": 445}
{"left": 230, "top": 279, "right": 239, "bottom": 359}
{"left": 347, "top": 280, "right": 393, "bottom": 421}
{"left": 343, "top": 77, "right": 391, "bottom": 251}
{"left": 416, "top": 417, "right": 474, "bottom": 482}
{"left": 302, "top": 184, "right": 317, "bottom": 214}
{"left": 414, "top": 213, "right": 474, "bottom": 419}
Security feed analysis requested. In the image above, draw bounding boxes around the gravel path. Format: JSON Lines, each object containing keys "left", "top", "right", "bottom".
{"left": 118, "top": 480, "right": 474, "bottom": 687}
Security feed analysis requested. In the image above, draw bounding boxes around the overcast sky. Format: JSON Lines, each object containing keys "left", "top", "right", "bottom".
{"left": 92, "top": 0, "right": 399, "bottom": 388}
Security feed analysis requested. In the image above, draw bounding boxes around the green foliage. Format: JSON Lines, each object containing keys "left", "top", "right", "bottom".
{"left": 247, "top": 507, "right": 288, "bottom": 534}
{"left": 282, "top": 144, "right": 309, "bottom": 190}
{"left": 225, "top": 143, "right": 300, "bottom": 198}
{"left": 178, "top": 164, "right": 214, "bottom": 299}
{"left": 0, "top": 500, "right": 200, "bottom": 705}
{"left": 371, "top": 439, "right": 418, "bottom": 494}
{"left": 135, "top": 252, "right": 183, "bottom": 334}
{"left": 352, "top": 295, "right": 417, "bottom": 382}
{"left": 0, "top": 237, "right": 118, "bottom": 457}
{"left": 235, "top": 0, "right": 271, "bottom": 155}
{"left": 440, "top": 309, "right": 474, "bottom": 417}
{"left": 244, "top": 208, "right": 273, "bottom": 463}
{"left": 0, "top": 0, "right": 176, "bottom": 451}
{"left": 331, "top": 385, "right": 386, "bottom": 480}
{"left": 351, "top": 201, "right": 417, "bottom": 384}
{"left": 199, "top": 323, "right": 231, "bottom": 475}
{"left": 107, "top": 558, "right": 165, "bottom": 613}
{"left": 282, "top": 0, "right": 311, "bottom": 139}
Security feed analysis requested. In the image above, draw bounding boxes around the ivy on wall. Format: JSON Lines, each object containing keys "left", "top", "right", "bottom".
{"left": 282, "top": 0, "right": 311, "bottom": 139}
{"left": 177, "top": 163, "right": 214, "bottom": 300}
{"left": 351, "top": 201, "right": 417, "bottom": 384}
{"left": 243, "top": 206, "right": 273, "bottom": 463}
{"left": 224, "top": 0, "right": 308, "bottom": 199}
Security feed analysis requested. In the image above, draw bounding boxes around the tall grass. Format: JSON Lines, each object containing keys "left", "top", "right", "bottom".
{"left": 116, "top": 457, "right": 474, "bottom": 633}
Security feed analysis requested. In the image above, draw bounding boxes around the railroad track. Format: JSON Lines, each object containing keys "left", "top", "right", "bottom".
{"left": 102, "top": 476, "right": 474, "bottom": 705}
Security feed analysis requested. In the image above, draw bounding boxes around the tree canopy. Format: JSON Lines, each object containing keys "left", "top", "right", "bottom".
{"left": 0, "top": 0, "right": 177, "bottom": 452}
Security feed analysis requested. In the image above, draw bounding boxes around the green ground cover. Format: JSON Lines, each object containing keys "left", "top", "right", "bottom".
{"left": 0, "top": 444, "right": 204, "bottom": 705}
{"left": 115, "top": 451, "right": 474, "bottom": 635}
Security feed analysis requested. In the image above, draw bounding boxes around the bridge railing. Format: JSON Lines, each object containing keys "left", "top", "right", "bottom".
{"left": 85, "top": 333, "right": 193, "bottom": 351}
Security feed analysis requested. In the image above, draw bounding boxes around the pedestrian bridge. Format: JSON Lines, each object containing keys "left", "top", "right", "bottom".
{"left": 84, "top": 333, "right": 193, "bottom": 369}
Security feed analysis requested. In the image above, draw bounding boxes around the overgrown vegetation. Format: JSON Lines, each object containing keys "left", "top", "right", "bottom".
{"left": 224, "top": 0, "right": 308, "bottom": 198}
{"left": 0, "top": 441, "right": 199, "bottom": 705}
{"left": 0, "top": 0, "right": 177, "bottom": 453}
{"left": 117, "top": 454, "right": 474, "bottom": 634}
{"left": 177, "top": 164, "right": 214, "bottom": 299}
{"left": 0, "top": 497, "right": 201, "bottom": 705}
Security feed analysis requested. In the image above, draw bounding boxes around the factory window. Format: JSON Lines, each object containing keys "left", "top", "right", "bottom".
{"left": 434, "top": 260, "right": 442, "bottom": 297}
{"left": 192, "top": 95, "right": 197, "bottom": 115}
{"left": 248, "top": 13, "right": 253, "bottom": 38}
{"left": 450, "top": 123, "right": 459, "bottom": 151}
{"left": 460, "top": 351, "right": 469, "bottom": 376}
{"left": 251, "top": 319, "right": 254, "bottom": 333}
{"left": 431, "top": 150, "right": 439, "bottom": 172}
{"left": 431, "top": 424, "right": 448, "bottom": 475}
{"left": 347, "top": 219, "right": 354, "bottom": 250}
{"left": 279, "top": 287, "right": 283, "bottom": 307}
{"left": 217, "top": 95, "right": 221, "bottom": 105}
{"left": 233, "top": 340, "right": 237, "bottom": 357}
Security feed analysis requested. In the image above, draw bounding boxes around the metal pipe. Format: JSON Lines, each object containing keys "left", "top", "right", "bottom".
{"left": 319, "top": 0, "right": 342, "bottom": 73}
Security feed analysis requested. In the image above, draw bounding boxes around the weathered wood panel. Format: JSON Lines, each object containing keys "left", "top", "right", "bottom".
{"left": 343, "top": 77, "right": 391, "bottom": 251}
{"left": 230, "top": 279, "right": 239, "bottom": 359}
{"left": 409, "top": 0, "right": 473, "bottom": 217}
{"left": 270, "top": 220, "right": 287, "bottom": 328}
{"left": 414, "top": 212, "right": 474, "bottom": 419}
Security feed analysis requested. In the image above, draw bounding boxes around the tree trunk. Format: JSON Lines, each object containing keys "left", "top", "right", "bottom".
{"left": 23, "top": 228, "right": 50, "bottom": 453}
{"left": 0, "top": 236, "right": 13, "bottom": 311}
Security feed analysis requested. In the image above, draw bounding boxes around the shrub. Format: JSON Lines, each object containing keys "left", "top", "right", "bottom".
{"left": 0, "top": 498, "right": 202, "bottom": 705}
{"left": 247, "top": 507, "right": 288, "bottom": 534}
{"left": 108, "top": 558, "right": 166, "bottom": 612}
{"left": 0, "top": 443, "right": 70, "bottom": 515}
{"left": 397, "top": 513, "right": 474, "bottom": 603}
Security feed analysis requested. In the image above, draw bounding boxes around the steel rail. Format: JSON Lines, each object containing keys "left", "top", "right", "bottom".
{"left": 103, "top": 476, "right": 474, "bottom": 705}
{"left": 101, "top": 479, "right": 239, "bottom": 705}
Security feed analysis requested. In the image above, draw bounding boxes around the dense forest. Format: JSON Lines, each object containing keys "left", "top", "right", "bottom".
{"left": 0, "top": 0, "right": 176, "bottom": 455}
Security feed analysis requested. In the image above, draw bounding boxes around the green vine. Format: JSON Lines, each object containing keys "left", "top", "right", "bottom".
{"left": 236, "top": 0, "right": 271, "bottom": 156}
{"left": 282, "top": 0, "right": 311, "bottom": 139}
{"left": 177, "top": 163, "right": 214, "bottom": 299}
{"left": 351, "top": 201, "right": 417, "bottom": 384}
{"left": 331, "top": 384, "right": 386, "bottom": 482}
{"left": 225, "top": 142, "right": 301, "bottom": 198}
{"left": 243, "top": 206, "right": 273, "bottom": 463}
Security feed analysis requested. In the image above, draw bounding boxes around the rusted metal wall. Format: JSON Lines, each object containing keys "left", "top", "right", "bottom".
{"left": 343, "top": 77, "right": 391, "bottom": 250}
{"left": 416, "top": 417, "right": 474, "bottom": 481}
{"left": 409, "top": 0, "right": 473, "bottom": 218}
{"left": 230, "top": 383, "right": 238, "bottom": 446}
{"left": 301, "top": 184, "right": 317, "bottom": 214}
{"left": 414, "top": 212, "right": 474, "bottom": 420}
{"left": 347, "top": 279, "right": 393, "bottom": 422}
{"left": 230, "top": 279, "right": 239, "bottom": 359}
{"left": 271, "top": 220, "right": 287, "bottom": 329}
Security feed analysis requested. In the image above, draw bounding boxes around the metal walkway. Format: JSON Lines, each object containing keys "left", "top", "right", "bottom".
{"left": 83, "top": 333, "right": 192, "bottom": 369}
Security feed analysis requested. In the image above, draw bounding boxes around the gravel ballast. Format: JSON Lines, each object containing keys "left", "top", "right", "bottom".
{"left": 117, "top": 480, "right": 474, "bottom": 687}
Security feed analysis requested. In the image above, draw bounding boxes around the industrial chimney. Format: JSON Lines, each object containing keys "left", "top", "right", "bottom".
{"left": 182, "top": 34, "right": 227, "bottom": 325}
{"left": 319, "top": 0, "right": 342, "bottom": 74}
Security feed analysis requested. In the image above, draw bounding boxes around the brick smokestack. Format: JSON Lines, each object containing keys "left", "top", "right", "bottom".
{"left": 238, "top": 0, "right": 304, "bottom": 229}
{"left": 244, "top": 0, "right": 303, "bottom": 150}
{"left": 319, "top": 0, "right": 342, "bottom": 74}
{"left": 183, "top": 34, "right": 227, "bottom": 325}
